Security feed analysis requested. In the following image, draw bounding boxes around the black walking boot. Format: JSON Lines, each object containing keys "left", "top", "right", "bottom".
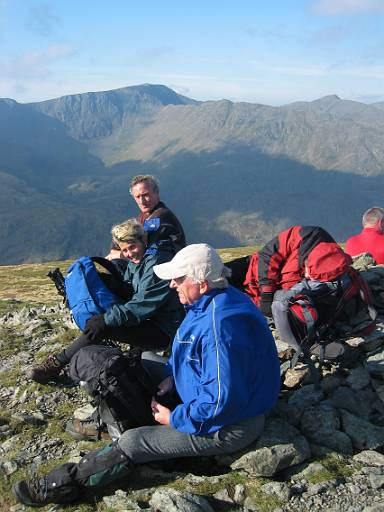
{"left": 12, "top": 442, "right": 133, "bottom": 507}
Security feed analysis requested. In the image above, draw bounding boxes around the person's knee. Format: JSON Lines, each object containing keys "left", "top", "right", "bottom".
{"left": 271, "top": 299, "right": 289, "bottom": 317}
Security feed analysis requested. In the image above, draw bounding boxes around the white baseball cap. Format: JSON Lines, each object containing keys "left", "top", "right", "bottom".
{"left": 154, "top": 243, "right": 225, "bottom": 282}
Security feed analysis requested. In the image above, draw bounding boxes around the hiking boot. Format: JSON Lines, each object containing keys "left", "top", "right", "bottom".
{"left": 12, "top": 468, "right": 82, "bottom": 506}
{"left": 28, "top": 355, "right": 64, "bottom": 384}
{"left": 12, "top": 478, "right": 51, "bottom": 507}
{"left": 65, "top": 418, "right": 110, "bottom": 441}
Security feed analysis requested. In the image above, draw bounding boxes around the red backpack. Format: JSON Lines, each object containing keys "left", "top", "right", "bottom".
{"left": 287, "top": 269, "right": 377, "bottom": 372}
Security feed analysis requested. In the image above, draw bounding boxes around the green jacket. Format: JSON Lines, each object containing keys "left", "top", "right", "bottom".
{"left": 104, "top": 245, "right": 184, "bottom": 338}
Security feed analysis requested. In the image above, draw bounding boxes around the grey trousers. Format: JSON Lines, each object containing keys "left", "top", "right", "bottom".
{"left": 118, "top": 352, "right": 265, "bottom": 463}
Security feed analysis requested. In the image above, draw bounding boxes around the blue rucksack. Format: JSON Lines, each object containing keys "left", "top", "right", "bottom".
{"left": 65, "top": 256, "right": 126, "bottom": 331}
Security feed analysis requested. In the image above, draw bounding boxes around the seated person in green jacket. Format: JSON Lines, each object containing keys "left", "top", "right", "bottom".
{"left": 29, "top": 219, "right": 184, "bottom": 384}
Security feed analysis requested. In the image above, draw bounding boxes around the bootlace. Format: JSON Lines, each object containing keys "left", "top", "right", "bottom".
{"left": 39, "top": 355, "right": 61, "bottom": 370}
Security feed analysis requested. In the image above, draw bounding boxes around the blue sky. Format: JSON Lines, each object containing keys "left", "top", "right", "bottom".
{"left": 0, "top": 0, "right": 383, "bottom": 105}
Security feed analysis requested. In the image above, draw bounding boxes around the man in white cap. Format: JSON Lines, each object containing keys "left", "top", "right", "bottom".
{"left": 13, "top": 244, "right": 280, "bottom": 507}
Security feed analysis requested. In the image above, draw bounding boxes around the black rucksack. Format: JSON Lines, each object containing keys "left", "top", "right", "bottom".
{"left": 287, "top": 270, "right": 377, "bottom": 385}
{"left": 69, "top": 345, "right": 157, "bottom": 439}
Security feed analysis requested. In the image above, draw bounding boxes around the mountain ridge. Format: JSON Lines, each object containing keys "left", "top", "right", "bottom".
{"left": 1, "top": 84, "right": 384, "bottom": 264}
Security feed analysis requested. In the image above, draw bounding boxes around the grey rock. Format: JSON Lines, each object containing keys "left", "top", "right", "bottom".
{"left": 299, "top": 404, "right": 353, "bottom": 454}
{"left": 303, "top": 481, "right": 329, "bottom": 496}
{"left": 320, "top": 374, "right": 344, "bottom": 395}
{"left": 261, "top": 481, "right": 291, "bottom": 501}
{"left": 371, "top": 378, "right": 384, "bottom": 402}
{"left": 73, "top": 403, "right": 97, "bottom": 421}
{"left": 353, "top": 450, "right": 384, "bottom": 467}
{"left": 346, "top": 367, "right": 371, "bottom": 390}
{"left": 149, "top": 488, "right": 214, "bottom": 512}
{"left": 1, "top": 460, "right": 18, "bottom": 475}
{"left": 369, "top": 473, "right": 384, "bottom": 490}
{"left": 11, "top": 411, "right": 46, "bottom": 426}
{"left": 300, "top": 404, "right": 340, "bottom": 433}
{"left": 219, "top": 419, "right": 310, "bottom": 477}
{"left": 288, "top": 384, "right": 324, "bottom": 410}
{"left": 233, "top": 484, "right": 246, "bottom": 503}
{"left": 294, "top": 462, "right": 326, "bottom": 479}
{"left": 103, "top": 490, "right": 142, "bottom": 511}
{"left": 366, "top": 350, "right": 384, "bottom": 379}
{"left": 212, "top": 488, "right": 233, "bottom": 503}
{"left": 329, "top": 386, "right": 371, "bottom": 418}
{"left": 271, "top": 399, "right": 303, "bottom": 427}
{"left": 341, "top": 410, "right": 384, "bottom": 450}
{"left": 363, "top": 505, "right": 384, "bottom": 512}
{"left": 283, "top": 364, "right": 311, "bottom": 388}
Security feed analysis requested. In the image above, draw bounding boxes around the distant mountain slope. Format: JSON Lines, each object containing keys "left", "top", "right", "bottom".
{"left": 30, "top": 89, "right": 384, "bottom": 174}
{"left": 1, "top": 84, "right": 384, "bottom": 264}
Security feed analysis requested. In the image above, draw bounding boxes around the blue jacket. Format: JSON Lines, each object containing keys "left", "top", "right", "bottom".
{"left": 104, "top": 245, "right": 184, "bottom": 338}
{"left": 167, "top": 285, "right": 280, "bottom": 435}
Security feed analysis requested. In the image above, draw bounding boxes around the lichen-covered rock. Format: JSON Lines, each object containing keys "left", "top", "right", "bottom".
{"left": 217, "top": 419, "right": 311, "bottom": 477}
{"left": 149, "top": 488, "right": 214, "bottom": 512}
{"left": 329, "top": 386, "right": 372, "bottom": 418}
{"left": 341, "top": 410, "right": 384, "bottom": 450}
{"left": 299, "top": 404, "right": 354, "bottom": 455}
{"left": 288, "top": 384, "right": 324, "bottom": 410}
{"left": 366, "top": 350, "right": 384, "bottom": 379}
{"left": 353, "top": 450, "right": 384, "bottom": 467}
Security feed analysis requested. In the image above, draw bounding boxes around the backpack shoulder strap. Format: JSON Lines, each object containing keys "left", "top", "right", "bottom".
{"left": 91, "top": 256, "right": 125, "bottom": 279}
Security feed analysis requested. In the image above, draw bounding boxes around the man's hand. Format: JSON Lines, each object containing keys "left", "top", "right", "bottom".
{"left": 84, "top": 314, "right": 106, "bottom": 341}
{"left": 151, "top": 398, "right": 171, "bottom": 426}
{"left": 157, "top": 375, "right": 174, "bottom": 396}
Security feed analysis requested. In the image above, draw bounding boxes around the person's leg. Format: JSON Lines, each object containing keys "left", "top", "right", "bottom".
{"left": 59, "top": 321, "right": 170, "bottom": 364}
{"left": 29, "top": 321, "right": 170, "bottom": 383}
{"left": 13, "top": 414, "right": 265, "bottom": 507}
{"left": 118, "top": 414, "right": 265, "bottom": 463}
{"left": 12, "top": 442, "right": 133, "bottom": 506}
{"left": 225, "top": 256, "right": 251, "bottom": 290}
{"left": 272, "top": 297, "right": 302, "bottom": 352}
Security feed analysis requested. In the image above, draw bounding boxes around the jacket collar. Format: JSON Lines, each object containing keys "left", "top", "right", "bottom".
{"left": 186, "top": 288, "right": 224, "bottom": 313}
{"left": 363, "top": 226, "right": 383, "bottom": 234}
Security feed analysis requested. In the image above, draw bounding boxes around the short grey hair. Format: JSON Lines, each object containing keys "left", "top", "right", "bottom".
{"left": 111, "top": 219, "right": 146, "bottom": 245}
{"left": 189, "top": 266, "right": 232, "bottom": 290}
{"left": 362, "top": 207, "right": 384, "bottom": 227}
{"left": 129, "top": 175, "right": 159, "bottom": 195}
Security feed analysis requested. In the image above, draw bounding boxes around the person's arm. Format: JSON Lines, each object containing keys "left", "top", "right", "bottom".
{"left": 169, "top": 332, "right": 225, "bottom": 434}
{"left": 103, "top": 255, "right": 173, "bottom": 327}
{"left": 105, "top": 248, "right": 123, "bottom": 261}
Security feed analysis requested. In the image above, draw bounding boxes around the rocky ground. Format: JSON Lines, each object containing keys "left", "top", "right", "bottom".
{"left": 1, "top": 254, "right": 384, "bottom": 511}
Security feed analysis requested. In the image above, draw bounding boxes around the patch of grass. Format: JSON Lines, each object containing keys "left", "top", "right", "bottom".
{"left": 195, "top": 472, "right": 248, "bottom": 496}
{"left": 0, "top": 259, "right": 73, "bottom": 305}
{"left": 306, "top": 454, "right": 358, "bottom": 484}
{"left": 0, "top": 299, "right": 37, "bottom": 316}
{"left": 0, "top": 327, "right": 27, "bottom": 357}
{"left": 168, "top": 471, "right": 249, "bottom": 498}
{"left": 245, "top": 478, "right": 283, "bottom": 512}
{"left": 50, "top": 327, "right": 79, "bottom": 346}
{"left": 218, "top": 246, "right": 259, "bottom": 262}
{"left": 0, "top": 362, "right": 22, "bottom": 387}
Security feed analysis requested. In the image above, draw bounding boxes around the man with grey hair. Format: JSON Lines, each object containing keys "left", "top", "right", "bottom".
{"left": 107, "top": 175, "right": 185, "bottom": 261}
{"left": 13, "top": 244, "right": 280, "bottom": 507}
{"left": 345, "top": 207, "right": 384, "bottom": 264}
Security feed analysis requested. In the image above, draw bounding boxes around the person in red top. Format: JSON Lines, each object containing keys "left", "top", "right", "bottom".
{"left": 345, "top": 207, "right": 384, "bottom": 264}
{"left": 242, "top": 226, "right": 352, "bottom": 317}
